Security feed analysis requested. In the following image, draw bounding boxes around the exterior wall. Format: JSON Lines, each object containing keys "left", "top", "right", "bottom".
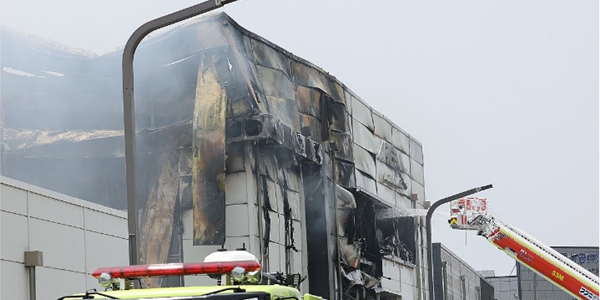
{"left": 486, "top": 276, "right": 519, "bottom": 300}
{"left": 346, "top": 90, "right": 426, "bottom": 209}
{"left": 517, "top": 246, "right": 599, "bottom": 300}
{"left": 380, "top": 256, "right": 419, "bottom": 298}
{"left": 432, "top": 243, "right": 493, "bottom": 300}
{"left": 0, "top": 13, "right": 429, "bottom": 300}
{"left": 0, "top": 176, "right": 128, "bottom": 300}
{"left": 347, "top": 90, "right": 428, "bottom": 299}
{"left": 181, "top": 142, "right": 308, "bottom": 291}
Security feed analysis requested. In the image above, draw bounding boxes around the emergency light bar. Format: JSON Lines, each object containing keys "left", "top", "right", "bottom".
{"left": 92, "top": 260, "right": 261, "bottom": 279}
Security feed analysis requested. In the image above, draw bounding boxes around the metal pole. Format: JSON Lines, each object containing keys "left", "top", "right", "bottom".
{"left": 28, "top": 267, "right": 36, "bottom": 300}
{"left": 425, "top": 184, "right": 493, "bottom": 300}
{"left": 122, "top": 0, "right": 238, "bottom": 266}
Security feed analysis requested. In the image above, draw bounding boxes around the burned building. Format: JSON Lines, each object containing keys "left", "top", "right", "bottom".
{"left": 1, "top": 13, "right": 428, "bottom": 299}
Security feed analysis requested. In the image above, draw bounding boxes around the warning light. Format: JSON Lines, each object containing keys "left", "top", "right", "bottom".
{"left": 92, "top": 260, "right": 261, "bottom": 279}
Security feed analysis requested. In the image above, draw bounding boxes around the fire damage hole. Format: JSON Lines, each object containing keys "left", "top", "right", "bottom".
{"left": 227, "top": 120, "right": 243, "bottom": 138}
{"left": 342, "top": 193, "right": 384, "bottom": 299}
{"left": 376, "top": 217, "right": 415, "bottom": 263}
{"left": 245, "top": 119, "right": 262, "bottom": 136}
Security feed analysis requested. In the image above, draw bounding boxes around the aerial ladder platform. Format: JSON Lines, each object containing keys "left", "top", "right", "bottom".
{"left": 448, "top": 197, "right": 599, "bottom": 300}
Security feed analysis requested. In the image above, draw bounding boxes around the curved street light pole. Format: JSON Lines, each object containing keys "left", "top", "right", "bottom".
{"left": 122, "top": 0, "right": 239, "bottom": 267}
{"left": 425, "top": 184, "right": 493, "bottom": 300}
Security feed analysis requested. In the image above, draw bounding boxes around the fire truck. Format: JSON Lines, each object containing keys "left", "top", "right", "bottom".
{"left": 57, "top": 250, "right": 323, "bottom": 300}
{"left": 448, "top": 197, "right": 599, "bottom": 300}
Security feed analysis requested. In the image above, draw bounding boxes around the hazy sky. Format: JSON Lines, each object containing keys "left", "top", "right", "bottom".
{"left": 2, "top": 0, "right": 598, "bottom": 276}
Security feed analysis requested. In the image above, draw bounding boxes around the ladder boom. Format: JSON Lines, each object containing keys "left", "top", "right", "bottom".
{"left": 448, "top": 197, "right": 599, "bottom": 300}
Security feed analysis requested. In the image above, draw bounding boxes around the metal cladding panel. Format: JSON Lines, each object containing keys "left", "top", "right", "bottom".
{"left": 250, "top": 38, "right": 293, "bottom": 78}
{"left": 354, "top": 144, "right": 376, "bottom": 178}
{"left": 255, "top": 65, "right": 295, "bottom": 100}
{"left": 225, "top": 172, "right": 247, "bottom": 205}
{"left": 343, "top": 89, "right": 353, "bottom": 114}
{"left": 296, "top": 86, "right": 322, "bottom": 118}
{"left": 291, "top": 220, "right": 303, "bottom": 273}
{"left": 355, "top": 170, "right": 378, "bottom": 196}
{"left": 375, "top": 159, "right": 395, "bottom": 188}
{"left": 409, "top": 138, "right": 424, "bottom": 165}
{"left": 299, "top": 113, "right": 322, "bottom": 142}
{"left": 282, "top": 168, "right": 300, "bottom": 192}
{"left": 268, "top": 211, "right": 281, "bottom": 244}
{"left": 1, "top": 212, "right": 29, "bottom": 263}
{"left": 375, "top": 160, "right": 410, "bottom": 196}
{"left": 376, "top": 182, "right": 396, "bottom": 207}
{"left": 263, "top": 177, "right": 279, "bottom": 212}
{"left": 225, "top": 204, "right": 250, "bottom": 237}
{"left": 377, "top": 141, "right": 409, "bottom": 174}
{"left": 391, "top": 127, "right": 411, "bottom": 159}
{"left": 351, "top": 95, "right": 374, "bottom": 130}
{"left": 381, "top": 259, "right": 403, "bottom": 295}
{"left": 287, "top": 190, "right": 302, "bottom": 221}
{"left": 399, "top": 151, "right": 411, "bottom": 176}
{"left": 400, "top": 265, "right": 417, "bottom": 300}
{"left": 410, "top": 158, "right": 425, "bottom": 185}
{"left": 268, "top": 241, "right": 283, "bottom": 272}
{"left": 225, "top": 142, "right": 246, "bottom": 173}
{"left": 328, "top": 81, "right": 347, "bottom": 105}
{"left": 259, "top": 148, "right": 285, "bottom": 184}
{"left": 330, "top": 102, "right": 351, "bottom": 134}
{"left": 396, "top": 194, "right": 413, "bottom": 210}
{"left": 292, "top": 61, "right": 341, "bottom": 101}
{"left": 274, "top": 182, "right": 286, "bottom": 215}
{"left": 353, "top": 119, "right": 382, "bottom": 155}
{"left": 411, "top": 180, "right": 425, "bottom": 204}
{"left": 373, "top": 111, "right": 393, "bottom": 142}
{"left": 330, "top": 131, "right": 353, "bottom": 162}
{"left": 336, "top": 160, "right": 356, "bottom": 189}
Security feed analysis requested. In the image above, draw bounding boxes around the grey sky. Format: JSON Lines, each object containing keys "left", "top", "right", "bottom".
{"left": 2, "top": 0, "right": 598, "bottom": 276}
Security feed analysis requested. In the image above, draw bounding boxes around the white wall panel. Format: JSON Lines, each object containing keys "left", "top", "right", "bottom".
{"left": 1, "top": 260, "right": 29, "bottom": 300}
{"left": 0, "top": 184, "right": 28, "bottom": 215}
{"left": 29, "top": 218, "right": 86, "bottom": 273}
{"left": 1, "top": 212, "right": 28, "bottom": 262}
{"left": 28, "top": 193, "right": 84, "bottom": 228}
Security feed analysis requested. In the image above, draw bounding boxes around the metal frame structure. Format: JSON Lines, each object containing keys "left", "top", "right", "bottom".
{"left": 122, "top": 0, "right": 239, "bottom": 266}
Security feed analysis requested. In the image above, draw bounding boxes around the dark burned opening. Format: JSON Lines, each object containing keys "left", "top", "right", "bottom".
{"left": 353, "top": 194, "right": 383, "bottom": 278}
{"left": 227, "top": 121, "right": 242, "bottom": 138}
{"left": 245, "top": 119, "right": 262, "bottom": 136}
{"left": 376, "top": 217, "right": 415, "bottom": 264}
{"left": 302, "top": 164, "right": 332, "bottom": 299}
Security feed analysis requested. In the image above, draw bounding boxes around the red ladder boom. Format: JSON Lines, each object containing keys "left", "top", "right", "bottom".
{"left": 448, "top": 197, "right": 599, "bottom": 300}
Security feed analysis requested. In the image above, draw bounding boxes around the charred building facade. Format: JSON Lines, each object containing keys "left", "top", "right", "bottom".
{"left": 1, "top": 13, "right": 428, "bottom": 299}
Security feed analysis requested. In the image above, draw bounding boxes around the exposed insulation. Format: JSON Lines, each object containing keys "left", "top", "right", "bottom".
{"left": 138, "top": 135, "right": 181, "bottom": 287}
{"left": 192, "top": 55, "right": 227, "bottom": 246}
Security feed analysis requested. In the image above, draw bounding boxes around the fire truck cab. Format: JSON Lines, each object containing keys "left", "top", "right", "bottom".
{"left": 57, "top": 250, "right": 323, "bottom": 300}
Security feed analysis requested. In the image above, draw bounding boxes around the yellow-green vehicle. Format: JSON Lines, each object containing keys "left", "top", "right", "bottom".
{"left": 57, "top": 250, "right": 323, "bottom": 300}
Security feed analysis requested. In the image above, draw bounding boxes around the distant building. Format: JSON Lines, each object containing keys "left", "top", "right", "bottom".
{"left": 486, "top": 276, "right": 519, "bottom": 300}
{"left": 432, "top": 243, "right": 495, "bottom": 300}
